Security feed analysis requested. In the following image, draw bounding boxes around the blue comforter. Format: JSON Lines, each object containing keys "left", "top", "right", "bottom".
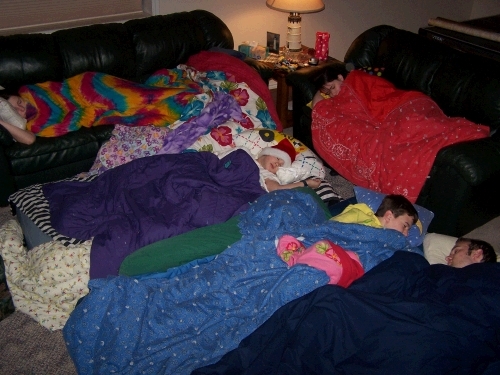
{"left": 63, "top": 190, "right": 421, "bottom": 375}
{"left": 193, "top": 251, "right": 500, "bottom": 375}
{"left": 43, "top": 149, "right": 265, "bottom": 278}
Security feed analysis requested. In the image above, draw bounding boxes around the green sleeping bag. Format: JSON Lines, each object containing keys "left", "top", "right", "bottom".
{"left": 119, "top": 187, "right": 332, "bottom": 277}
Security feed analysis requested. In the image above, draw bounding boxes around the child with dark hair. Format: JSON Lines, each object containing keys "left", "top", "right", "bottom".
{"left": 332, "top": 194, "right": 420, "bottom": 237}
{"left": 308, "top": 66, "right": 348, "bottom": 108}
{"left": 446, "top": 237, "right": 497, "bottom": 267}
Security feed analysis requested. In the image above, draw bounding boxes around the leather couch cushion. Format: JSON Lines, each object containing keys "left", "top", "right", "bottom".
{"left": 7, "top": 127, "right": 101, "bottom": 175}
{"left": 125, "top": 10, "right": 234, "bottom": 81}
{"left": 53, "top": 24, "right": 136, "bottom": 81}
{"left": 0, "top": 33, "right": 61, "bottom": 91}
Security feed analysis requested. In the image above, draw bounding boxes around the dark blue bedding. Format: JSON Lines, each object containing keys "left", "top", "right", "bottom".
{"left": 42, "top": 149, "right": 265, "bottom": 278}
{"left": 193, "top": 251, "right": 500, "bottom": 375}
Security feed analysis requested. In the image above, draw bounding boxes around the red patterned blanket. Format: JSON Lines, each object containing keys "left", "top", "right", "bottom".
{"left": 312, "top": 70, "right": 489, "bottom": 202}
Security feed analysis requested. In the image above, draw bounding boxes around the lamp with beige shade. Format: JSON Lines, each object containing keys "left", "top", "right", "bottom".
{"left": 266, "top": 0, "right": 325, "bottom": 51}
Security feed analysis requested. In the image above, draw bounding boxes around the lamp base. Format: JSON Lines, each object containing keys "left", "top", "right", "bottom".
{"left": 286, "top": 12, "right": 302, "bottom": 52}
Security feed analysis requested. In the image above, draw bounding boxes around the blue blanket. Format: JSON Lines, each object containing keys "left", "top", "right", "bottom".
{"left": 193, "top": 251, "right": 500, "bottom": 375}
{"left": 63, "top": 190, "right": 421, "bottom": 374}
{"left": 43, "top": 149, "right": 265, "bottom": 278}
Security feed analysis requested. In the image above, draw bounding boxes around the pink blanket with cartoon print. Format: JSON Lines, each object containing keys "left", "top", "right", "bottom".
{"left": 311, "top": 70, "right": 489, "bottom": 202}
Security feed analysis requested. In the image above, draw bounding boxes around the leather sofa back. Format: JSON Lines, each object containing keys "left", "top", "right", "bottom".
{"left": 344, "top": 25, "right": 500, "bottom": 133}
{"left": 0, "top": 9, "right": 234, "bottom": 91}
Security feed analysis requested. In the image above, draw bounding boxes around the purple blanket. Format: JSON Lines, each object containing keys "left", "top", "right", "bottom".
{"left": 42, "top": 150, "right": 265, "bottom": 279}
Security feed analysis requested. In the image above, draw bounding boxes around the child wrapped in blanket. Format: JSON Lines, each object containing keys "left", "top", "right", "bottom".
{"left": 1, "top": 70, "right": 191, "bottom": 143}
{"left": 217, "top": 138, "right": 323, "bottom": 193}
{"left": 254, "top": 138, "right": 322, "bottom": 192}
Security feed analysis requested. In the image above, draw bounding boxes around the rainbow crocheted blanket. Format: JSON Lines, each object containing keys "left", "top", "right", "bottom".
{"left": 20, "top": 70, "right": 200, "bottom": 137}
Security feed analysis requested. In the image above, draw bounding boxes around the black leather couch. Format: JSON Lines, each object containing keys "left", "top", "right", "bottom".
{"left": 286, "top": 25, "right": 500, "bottom": 237}
{"left": 0, "top": 9, "right": 272, "bottom": 206}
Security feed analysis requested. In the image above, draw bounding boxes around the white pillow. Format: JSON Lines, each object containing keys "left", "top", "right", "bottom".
{"left": 423, "top": 233, "right": 457, "bottom": 265}
{"left": 0, "top": 97, "right": 27, "bottom": 130}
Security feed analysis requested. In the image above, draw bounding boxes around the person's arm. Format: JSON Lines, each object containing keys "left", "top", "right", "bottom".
{"left": 265, "top": 177, "right": 322, "bottom": 192}
{"left": 0, "top": 120, "right": 36, "bottom": 145}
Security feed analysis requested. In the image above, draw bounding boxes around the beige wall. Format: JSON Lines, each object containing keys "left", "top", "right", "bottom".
{"left": 159, "top": 0, "right": 500, "bottom": 60}
{"left": 471, "top": 0, "right": 500, "bottom": 18}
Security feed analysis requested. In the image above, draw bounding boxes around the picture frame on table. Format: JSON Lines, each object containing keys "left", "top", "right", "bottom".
{"left": 267, "top": 32, "right": 280, "bottom": 53}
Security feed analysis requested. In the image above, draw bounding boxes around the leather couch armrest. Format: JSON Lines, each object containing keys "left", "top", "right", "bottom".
{"left": 0, "top": 126, "right": 17, "bottom": 206}
{"left": 417, "top": 136, "right": 500, "bottom": 236}
{"left": 243, "top": 58, "right": 274, "bottom": 83}
{"left": 0, "top": 124, "right": 15, "bottom": 147}
{"left": 434, "top": 137, "right": 500, "bottom": 185}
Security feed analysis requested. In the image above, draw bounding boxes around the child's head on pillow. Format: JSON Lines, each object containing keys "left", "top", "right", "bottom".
{"left": 354, "top": 186, "right": 434, "bottom": 247}
{"left": 258, "top": 139, "right": 296, "bottom": 170}
{"left": 0, "top": 92, "right": 28, "bottom": 129}
{"left": 374, "top": 194, "right": 420, "bottom": 237}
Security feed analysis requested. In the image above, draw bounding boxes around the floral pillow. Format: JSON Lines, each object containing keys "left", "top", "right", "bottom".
{"left": 184, "top": 120, "right": 249, "bottom": 155}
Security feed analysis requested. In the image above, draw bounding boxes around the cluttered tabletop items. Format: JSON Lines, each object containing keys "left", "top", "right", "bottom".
{"left": 238, "top": 41, "right": 333, "bottom": 128}
{"left": 239, "top": 42, "right": 322, "bottom": 72}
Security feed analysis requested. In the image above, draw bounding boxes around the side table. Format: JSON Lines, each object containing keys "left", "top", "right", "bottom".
{"left": 264, "top": 45, "right": 333, "bottom": 129}
{"left": 271, "top": 69, "right": 293, "bottom": 128}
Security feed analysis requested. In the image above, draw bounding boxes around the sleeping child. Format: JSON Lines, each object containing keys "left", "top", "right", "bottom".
{"left": 332, "top": 194, "right": 420, "bottom": 237}
{"left": 255, "top": 139, "right": 322, "bottom": 192}
{"left": 275, "top": 194, "right": 420, "bottom": 286}
{"left": 217, "top": 138, "right": 323, "bottom": 193}
{"left": 0, "top": 93, "right": 36, "bottom": 144}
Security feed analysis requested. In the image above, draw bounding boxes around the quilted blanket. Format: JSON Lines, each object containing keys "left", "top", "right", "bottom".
{"left": 63, "top": 190, "right": 421, "bottom": 375}
{"left": 0, "top": 220, "right": 90, "bottom": 330}
{"left": 42, "top": 149, "right": 265, "bottom": 279}
{"left": 193, "top": 251, "right": 500, "bottom": 375}
{"left": 312, "top": 70, "right": 490, "bottom": 202}
{"left": 187, "top": 50, "right": 282, "bottom": 129}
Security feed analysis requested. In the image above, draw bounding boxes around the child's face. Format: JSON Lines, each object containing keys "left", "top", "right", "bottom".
{"left": 258, "top": 154, "right": 284, "bottom": 174}
{"left": 320, "top": 74, "right": 344, "bottom": 97}
{"left": 446, "top": 240, "right": 483, "bottom": 268}
{"left": 380, "top": 211, "right": 413, "bottom": 236}
{"left": 7, "top": 95, "right": 27, "bottom": 118}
